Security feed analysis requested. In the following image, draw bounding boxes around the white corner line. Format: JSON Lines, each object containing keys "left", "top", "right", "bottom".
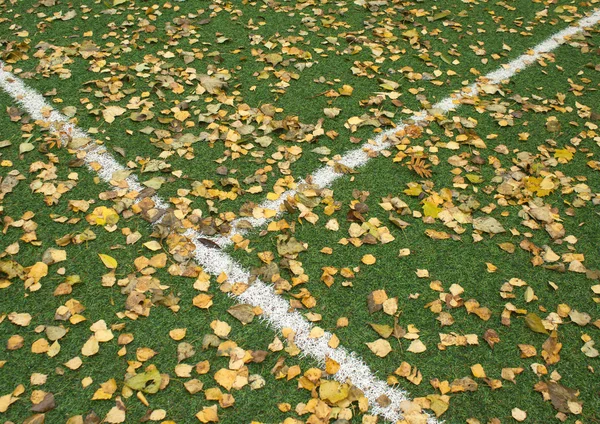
{"left": 212, "top": 8, "right": 600, "bottom": 249}
{"left": 1, "top": 10, "right": 599, "bottom": 422}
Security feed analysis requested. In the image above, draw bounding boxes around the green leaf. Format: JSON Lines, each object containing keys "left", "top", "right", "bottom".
{"left": 465, "top": 174, "right": 483, "bottom": 184}
{"left": 124, "top": 368, "right": 161, "bottom": 394}
{"left": 525, "top": 313, "right": 549, "bottom": 334}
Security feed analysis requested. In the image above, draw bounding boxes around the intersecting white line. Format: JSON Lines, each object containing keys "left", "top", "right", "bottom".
{"left": 1, "top": 9, "right": 599, "bottom": 423}
{"left": 0, "top": 66, "right": 427, "bottom": 424}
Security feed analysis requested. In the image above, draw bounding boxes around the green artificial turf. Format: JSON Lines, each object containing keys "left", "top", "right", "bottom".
{"left": 224, "top": 35, "right": 600, "bottom": 423}
{"left": 1, "top": 0, "right": 600, "bottom": 423}
{"left": 0, "top": 86, "right": 326, "bottom": 423}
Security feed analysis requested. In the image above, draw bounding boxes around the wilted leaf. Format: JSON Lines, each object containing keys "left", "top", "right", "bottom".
{"left": 569, "top": 310, "right": 591, "bottom": 326}
{"left": 102, "top": 106, "right": 126, "bottom": 123}
{"left": 473, "top": 216, "right": 505, "bottom": 234}
{"left": 227, "top": 304, "right": 254, "bottom": 324}
{"left": 407, "top": 340, "right": 427, "bottom": 354}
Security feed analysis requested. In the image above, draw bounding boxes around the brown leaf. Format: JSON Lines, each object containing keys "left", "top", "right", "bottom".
{"left": 541, "top": 333, "right": 562, "bottom": 365}
{"left": 483, "top": 329, "right": 500, "bottom": 349}
{"left": 535, "top": 381, "right": 582, "bottom": 414}
{"left": 31, "top": 393, "right": 55, "bottom": 413}
{"left": 367, "top": 290, "right": 387, "bottom": 313}
{"left": 408, "top": 155, "right": 432, "bottom": 178}
{"left": 450, "top": 377, "right": 478, "bottom": 392}
{"left": 23, "top": 414, "right": 45, "bottom": 424}
{"left": 227, "top": 304, "right": 254, "bottom": 324}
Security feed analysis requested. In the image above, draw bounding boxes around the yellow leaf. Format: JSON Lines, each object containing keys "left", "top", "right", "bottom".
{"left": 214, "top": 369, "right": 237, "bottom": 391}
{"left": 196, "top": 405, "right": 219, "bottom": 423}
{"left": 427, "top": 394, "right": 449, "bottom": 417}
{"left": 86, "top": 206, "right": 119, "bottom": 226}
{"left": 143, "top": 241, "right": 162, "bottom": 251}
{"left": 319, "top": 380, "right": 350, "bottom": 403}
{"left": 92, "top": 378, "right": 117, "bottom": 400}
{"left": 404, "top": 184, "right": 422, "bottom": 197}
{"left": 407, "top": 339, "right": 427, "bottom": 353}
{"left": 471, "top": 364, "right": 486, "bottom": 378}
{"left": 174, "top": 110, "right": 190, "bottom": 122}
{"left": 423, "top": 201, "right": 442, "bottom": 218}
{"left": 338, "top": 84, "right": 354, "bottom": 96}
{"left": 402, "top": 29, "right": 419, "bottom": 38}
{"left": 102, "top": 106, "right": 126, "bottom": 123}
{"left": 361, "top": 254, "right": 376, "bottom": 265}
{"left": 136, "top": 347, "right": 156, "bottom": 362}
{"left": 98, "top": 254, "right": 118, "bottom": 269}
{"left": 366, "top": 339, "right": 393, "bottom": 357}
{"left": 325, "top": 357, "right": 340, "bottom": 375}
{"left": 265, "top": 53, "right": 283, "bottom": 65}
{"left": 369, "top": 323, "right": 393, "bottom": 338}
{"left": 512, "top": 408, "right": 527, "bottom": 422}
{"left": 81, "top": 336, "right": 99, "bottom": 356}
{"left": 104, "top": 403, "right": 126, "bottom": 424}
{"left": 465, "top": 173, "right": 483, "bottom": 183}
{"left": 192, "top": 293, "right": 213, "bottom": 309}
{"left": 210, "top": 320, "right": 231, "bottom": 338}
{"left": 28, "top": 262, "right": 48, "bottom": 283}
{"left": 554, "top": 148, "right": 573, "bottom": 161}
{"left": 0, "top": 393, "right": 19, "bottom": 413}
{"left": 8, "top": 312, "right": 32, "bottom": 327}
{"left": 169, "top": 328, "right": 187, "bottom": 341}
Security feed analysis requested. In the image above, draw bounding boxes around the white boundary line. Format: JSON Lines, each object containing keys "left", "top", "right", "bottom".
{"left": 0, "top": 67, "right": 427, "bottom": 424}
{"left": 211, "top": 8, "right": 600, "bottom": 249}
{"left": 1, "top": 10, "right": 599, "bottom": 422}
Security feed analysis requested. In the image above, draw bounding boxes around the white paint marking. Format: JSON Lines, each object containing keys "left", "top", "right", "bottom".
{"left": 0, "top": 67, "right": 426, "bottom": 423}
{"left": 1, "top": 10, "right": 599, "bottom": 422}
{"left": 212, "top": 9, "right": 600, "bottom": 248}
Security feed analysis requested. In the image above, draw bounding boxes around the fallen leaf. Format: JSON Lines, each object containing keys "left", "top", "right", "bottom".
{"left": 366, "top": 339, "right": 392, "bottom": 357}
{"left": 98, "top": 254, "right": 118, "bottom": 269}
{"left": 473, "top": 216, "right": 505, "bottom": 234}
{"left": 124, "top": 368, "right": 161, "bottom": 394}
{"left": 407, "top": 340, "right": 427, "bottom": 354}
{"left": 512, "top": 408, "right": 527, "bottom": 422}
{"left": 525, "top": 313, "right": 549, "bottom": 334}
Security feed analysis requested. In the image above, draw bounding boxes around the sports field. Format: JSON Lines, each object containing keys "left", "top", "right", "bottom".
{"left": 1, "top": 1, "right": 599, "bottom": 423}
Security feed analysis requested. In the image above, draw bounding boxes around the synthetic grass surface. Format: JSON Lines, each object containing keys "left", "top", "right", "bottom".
{"left": 0, "top": 88, "right": 322, "bottom": 423}
{"left": 1, "top": 0, "right": 599, "bottom": 423}
{"left": 224, "top": 28, "right": 600, "bottom": 423}
{"left": 2, "top": 0, "right": 599, "bottom": 216}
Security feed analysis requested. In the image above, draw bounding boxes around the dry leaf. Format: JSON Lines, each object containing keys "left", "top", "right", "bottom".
{"left": 366, "top": 339, "right": 392, "bottom": 357}
{"left": 407, "top": 340, "right": 427, "bottom": 354}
